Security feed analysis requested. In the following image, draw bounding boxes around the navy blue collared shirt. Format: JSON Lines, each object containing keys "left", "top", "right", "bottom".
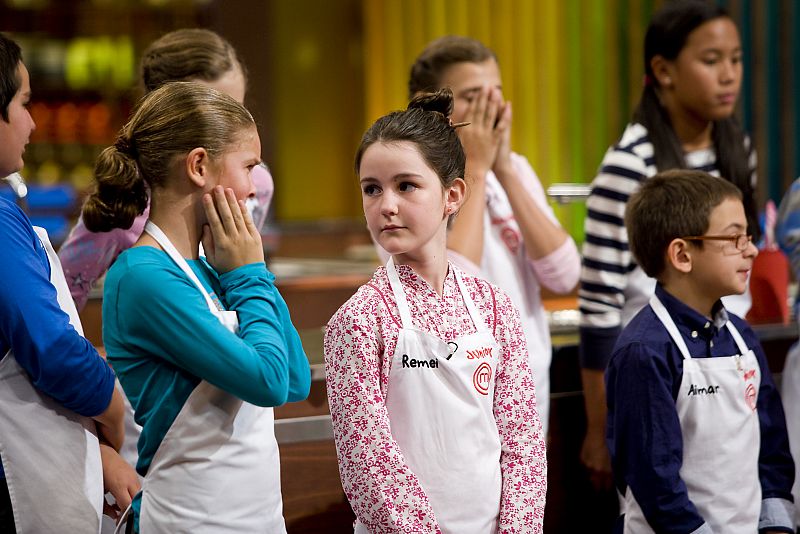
{"left": 606, "top": 284, "right": 794, "bottom": 533}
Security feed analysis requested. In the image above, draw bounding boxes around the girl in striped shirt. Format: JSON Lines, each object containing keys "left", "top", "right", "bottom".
{"left": 578, "top": 0, "right": 758, "bottom": 490}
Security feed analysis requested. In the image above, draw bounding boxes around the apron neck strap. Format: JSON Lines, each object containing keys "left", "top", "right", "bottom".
{"left": 452, "top": 267, "right": 489, "bottom": 334}
{"left": 385, "top": 257, "right": 488, "bottom": 334}
{"left": 649, "top": 295, "right": 692, "bottom": 360}
{"left": 386, "top": 257, "right": 414, "bottom": 328}
{"left": 144, "top": 221, "right": 220, "bottom": 316}
{"left": 724, "top": 320, "right": 750, "bottom": 355}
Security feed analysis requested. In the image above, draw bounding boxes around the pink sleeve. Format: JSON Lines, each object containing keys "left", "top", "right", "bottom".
{"left": 511, "top": 154, "right": 580, "bottom": 294}
{"left": 491, "top": 287, "right": 547, "bottom": 532}
{"left": 324, "top": 293, "right": 441, "bottom": 533}
{"left": 58, "top": 206, "right": 148, "bottom": 311}
{"left": 528, "top": 238, "right": 580, "bottom": 294}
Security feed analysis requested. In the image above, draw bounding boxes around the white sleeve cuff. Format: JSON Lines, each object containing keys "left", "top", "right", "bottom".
{"left": 759, "top": 497, "right": 795, "bottom": 531}
{"left": 689, "top": 521, "right": 714, "bottom": 534}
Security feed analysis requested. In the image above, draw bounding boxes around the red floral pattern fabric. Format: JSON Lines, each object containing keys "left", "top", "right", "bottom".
{"left": 324, "top": 263, "right": 547, "bottom": 533}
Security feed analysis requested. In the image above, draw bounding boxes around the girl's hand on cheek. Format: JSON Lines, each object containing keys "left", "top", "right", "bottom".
{"left": 202, "top": 186, "right": 264, "bottom": 273}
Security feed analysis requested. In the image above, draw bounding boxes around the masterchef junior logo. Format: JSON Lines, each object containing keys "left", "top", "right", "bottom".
{"left": 466, "top": 346, "right": 493, "bottom": 360}
{"left": 745, "top": 383, "right": 757, "bottom": 411}
{"left": 473, "top": 362, "right": 492, "bottom": 395}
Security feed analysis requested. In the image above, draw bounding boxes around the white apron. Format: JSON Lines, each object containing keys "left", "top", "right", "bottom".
{"left": 355, "top": 258, "right": 502, "bottom": 534}
{"left": 623, "top": 296, "right": 761, "bottom": 533}
{"left": 483, "top": 173, "right": 551, "bottom": 435}
{"left": 134, "top": 221, "right": 285, "bottom": 534}
{"left": 0, "top": 227, "right": 103, "bottom": 533}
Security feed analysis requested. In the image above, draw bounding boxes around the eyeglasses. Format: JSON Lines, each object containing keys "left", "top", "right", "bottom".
{"left": 681, "top": 234, "right": 753, "bottom": 251}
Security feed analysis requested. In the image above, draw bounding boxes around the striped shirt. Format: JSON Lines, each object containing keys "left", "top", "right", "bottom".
{"left": 578, "top": 122, "right": 756, "bottom": 370}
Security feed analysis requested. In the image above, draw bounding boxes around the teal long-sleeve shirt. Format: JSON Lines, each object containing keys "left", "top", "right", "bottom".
{"left": 102, "top": 246, "right": 311, "bottom": 478}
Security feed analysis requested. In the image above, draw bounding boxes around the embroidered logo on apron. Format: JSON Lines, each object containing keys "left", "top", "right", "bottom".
{"left": 745, "top": 383, "right": 757, "bottom": 411}
{"left": 473, "top": 363, "right": 492, "bottom": 395}
{"left": 500, "top": 227, "right": 521, "bottom": 254}
{"left": 466, "top": 346, "right": 493, "bottom": 359}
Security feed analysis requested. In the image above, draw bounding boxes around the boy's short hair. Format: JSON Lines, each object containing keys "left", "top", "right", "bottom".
{"left": 626, "top": 169, "right": 743, "bottom": 278}
{"left": 0, "top": 33, "right": 22, "bottom": 122}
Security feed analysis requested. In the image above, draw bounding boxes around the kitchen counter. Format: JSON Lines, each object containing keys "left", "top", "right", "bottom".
{"left": 81, "top": 259, "right": 800, "bottom": 444}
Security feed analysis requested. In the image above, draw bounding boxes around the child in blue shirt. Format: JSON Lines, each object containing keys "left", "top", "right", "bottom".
{"left": 606, "top": 169, "right": 794, "bottom": 533}
{"left": 86, "top": 82, "right": 311, "bottom": 533}
{"left": 0, "top": 32, "right": 133, "bottom": 533}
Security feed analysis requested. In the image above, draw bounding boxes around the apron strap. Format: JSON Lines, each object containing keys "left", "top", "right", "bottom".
{"left": 113, "top": 502, "right": 134, "bottom": 534}
{"left": 144, "top": 221, "right": 221, "bottom": 317}
{"left": 33, "top": 227, "right": 85, "bottom": 336}
{"left": 385, "top": 257, "right": 414, "bottom": 328}
{"left": 386, "top": 258, "right": 489, "bottom": 335}
{"left": 649, "top": 295, "right": 692, "bottom": 360}
{"left": 724, "top": 320, "right": 750, "bottom": 356}
{"left": 453, "top": 266, "right": 489, "bottom": 335}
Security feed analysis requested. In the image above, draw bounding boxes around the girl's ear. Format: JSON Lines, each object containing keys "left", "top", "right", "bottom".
{"left": 445, "top": 177, "right": 467, "bottom": 216}
{"left": 666, "top": 238, "right": 693, "bottom": 274}
{"left": 185, "top": 147, "right": 211, "bottom": 188}
{"left": 650, "top": 55, "right": 673, "bottom": 88}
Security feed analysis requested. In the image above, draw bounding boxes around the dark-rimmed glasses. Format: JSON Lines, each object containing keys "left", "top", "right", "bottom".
{"left": 681, "top": 234, "right": 753, "bottom": 251}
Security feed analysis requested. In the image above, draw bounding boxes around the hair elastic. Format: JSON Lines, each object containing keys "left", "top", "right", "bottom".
{"left": 115, "top": 136, "right": 135, "bottom": 156}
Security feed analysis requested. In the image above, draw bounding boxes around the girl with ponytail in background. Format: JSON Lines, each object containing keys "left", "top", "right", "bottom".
{"left": 60, "top": 28, "right": 274, "bottom": 311}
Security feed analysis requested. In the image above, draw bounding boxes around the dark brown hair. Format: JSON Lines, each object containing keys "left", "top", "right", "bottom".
{"left": 626, "top": 169, "right": 743, "bottom": 278}
{"left": 83, "top": 82, "right": 255, "bottom": 232}
{"left": 632, "top": 1, "right": 758, "bottom": 240}
{"left": 355, "top": 88, "right": 465, "bottom": 190}
{"left": 140, "top": 28, "right": 246, "bottom": 94}
{"left": 408, "top": 35, "right": 496, "bottom": 99}
{"left": 0, "top": 33, "right": 22, "bottom": 122}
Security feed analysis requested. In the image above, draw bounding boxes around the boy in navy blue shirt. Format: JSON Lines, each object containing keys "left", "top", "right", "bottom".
{"left": 606, "top": 170, "right": 794, "bottom": 534}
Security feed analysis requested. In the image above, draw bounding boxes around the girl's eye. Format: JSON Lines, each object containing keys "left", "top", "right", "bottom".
{"left": 731, "top": 55, "right": 742, "bottom": 65}
{"left": 363, "top": 184, "right": 380, "bottom": 196}
{"left": 702, "top": 57, "right": 718, "bottom": 66}
{"left": 399, "top": 182, "right": 417, "bottom": 193}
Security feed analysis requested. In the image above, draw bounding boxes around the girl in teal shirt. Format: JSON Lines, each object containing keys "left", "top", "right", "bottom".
{"left": 87, "top": 81, "right": 310, "bottom": 533}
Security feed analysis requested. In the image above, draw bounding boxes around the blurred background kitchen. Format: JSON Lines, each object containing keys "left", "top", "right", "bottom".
{"left": 2, "top": 0, "right": 800, "bottom": 532}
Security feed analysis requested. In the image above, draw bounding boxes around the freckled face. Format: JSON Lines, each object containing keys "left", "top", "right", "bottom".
{"left": 210, "top": 126, "right": 261, "bottom": 201}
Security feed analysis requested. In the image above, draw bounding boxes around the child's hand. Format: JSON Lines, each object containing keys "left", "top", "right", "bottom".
{"left": 99, "top": 443, "right": 140, "bottom": 523}
{"left": 492, "top": 100, "right": 514, "bottom": 178}
{"left": 457, "top": 86, "right": 503, "bottom": 176}
{"left": 580, "top": 431, "right": 613, "bottom": 491}
{"left": 201, "top": 186, "right": 264, "bottom": 273}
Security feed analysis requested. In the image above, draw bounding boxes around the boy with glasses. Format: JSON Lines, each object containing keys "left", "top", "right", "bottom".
{"left": 606, "top": 169, "right": 794, "bottom": 533}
